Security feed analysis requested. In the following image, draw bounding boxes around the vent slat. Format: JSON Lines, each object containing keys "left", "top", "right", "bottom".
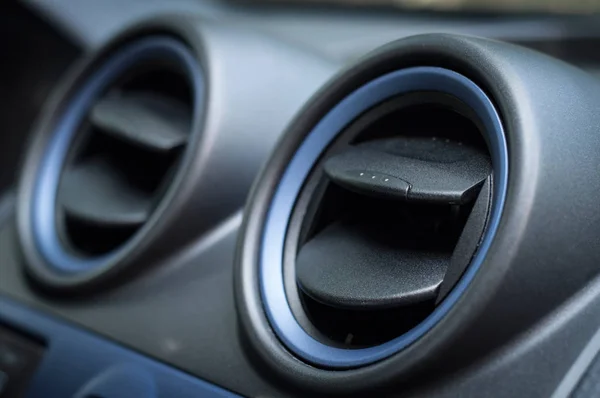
{"left": 296, "top": 219, "right": 449, "bottom": 311}
{"left": 58, "top": 157, "right": 151, "bottom": 228}
{"left": 324, "top": 137, "right": 491, "bottom": 205}
{"left": 90, "top": 93, "right": 190, "bottom": 152}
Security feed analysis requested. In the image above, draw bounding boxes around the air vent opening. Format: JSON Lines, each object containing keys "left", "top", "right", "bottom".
{"left": 63, "top": 216, "right": 138, "bottom": 256}
{"left": 74, "top": 128, "right": 181, "bottom": 194}
{"left": 352, "top": 101, "right": 487, "bottom": 150}
{"left": 303, "top": 294, "right": 435, "bottom": 347}
{"left": 286, "top": 93, "right": 493, "bottom": 348}
{"left": 117, "top": 62, "right": 194, "bottom": 112}
{"left": 55, "top": 57, "right": 194, "bottom": 258}
{"left": 302, "top": 184, "right": 472, "bottom": 252}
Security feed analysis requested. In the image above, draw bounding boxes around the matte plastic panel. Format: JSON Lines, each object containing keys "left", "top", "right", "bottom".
{"left": 0, "top": 296, "right": 239, "bottom": 398}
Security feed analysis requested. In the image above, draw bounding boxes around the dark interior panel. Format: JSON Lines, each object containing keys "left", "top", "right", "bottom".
{"left": 0, "top": 4, "right": 79, "bottom": 192}
{"left": 0, "top": 213, "right": 280, "bottom": 396}
{"left": 2, "top": 2, "right": 600, "bottom": 398}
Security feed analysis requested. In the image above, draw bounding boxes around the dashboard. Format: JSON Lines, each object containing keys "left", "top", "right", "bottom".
{"left": 2, "top": 1, "right": 600, "bottom": 397}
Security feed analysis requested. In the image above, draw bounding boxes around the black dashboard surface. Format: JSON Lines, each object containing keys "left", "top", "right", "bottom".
{"left": 2, "top": 2, "right": 600, "bottom": 397}
{"left": 26, "top": 0, "right": 600, "bottom": 63}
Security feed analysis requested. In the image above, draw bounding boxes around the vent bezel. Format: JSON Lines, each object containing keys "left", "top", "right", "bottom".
{"left": 22, "top": 36, "right": 204, "bottom": 281}
{"left": 258, "top": 67, "right": 508, "bottom": 368}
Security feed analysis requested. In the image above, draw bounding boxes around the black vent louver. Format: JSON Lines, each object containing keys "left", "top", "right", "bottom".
{"left": 288, "top": 94, "right": 493, "bottom": 347}
{"left": 57, "top": 65, "right": 193, "bottom": 256}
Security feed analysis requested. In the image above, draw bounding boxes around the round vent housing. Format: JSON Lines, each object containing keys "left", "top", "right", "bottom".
{"left": 250, "top": 66, "right": 507, "bottom": 369}
{"left": 233, "top": 34, "right": 583, "bottom": 394}
{"left": 286, "top": 90, "right": 497, "bottom": 356}
{"left": 233, "top": 32, "right": 600, "bottom": 396}
{"left": 18, "top": 36, "right": 204, "bottom": 290}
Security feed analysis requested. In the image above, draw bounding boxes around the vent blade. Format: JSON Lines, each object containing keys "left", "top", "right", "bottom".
{"left": 296, "top": 220, "right": 448, "bottom": 310}
{"left": 324, "top": 137, "right": 491, "bottom": 204}
{"left": 90, "top": 93, "right": 190, "bottom": 152}
{"left": 58, "top": 157, "right": 151, "bottom": 227}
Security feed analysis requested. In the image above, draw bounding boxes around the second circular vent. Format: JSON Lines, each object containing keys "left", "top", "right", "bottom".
{"left": 18, "top": 35, "right": 204, "bottom": 290}
{"left": 58, "top": 51, "right": 194, "bottom": 256}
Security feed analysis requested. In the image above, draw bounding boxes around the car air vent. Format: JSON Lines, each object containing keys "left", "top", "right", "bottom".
{"left": 18, "top": 36, "right": 204, "bottom": 290}
{"left": 236, "top": 33, "right": 600, "bottom": 395}
{"left": 58, "top": 65, "right": 192, "bottom": 256}
{"left": 290, "top": 94, "right": 493, "bottom": 347}
{"left": 236, "top": 63, "right": 508, "bottom": 377}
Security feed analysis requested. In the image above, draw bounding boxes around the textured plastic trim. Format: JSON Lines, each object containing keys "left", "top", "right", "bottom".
{"left": 30, "top": 36, "right": 204, "bottom": 272}
{"left": 0, "top": 296, "right": 238, "bottom": 398}
{"left": 260, "top": 67, "right": 508, "bottom": 368}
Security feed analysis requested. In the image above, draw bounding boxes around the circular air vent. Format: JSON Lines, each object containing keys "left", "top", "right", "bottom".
{"left": 287, "top": 91, "right": 495, "bottom": 352}
{"left": 254, "top": 67, "right": 507, "bottom": 368}
{"left": 18, "top": 36, "right": 204, "bottom": 290}
{"left": 234, "top": 32, "right": 600, "bottom": 395}
{"left": 235, "top": 38, "right": 510, "bottom": 391}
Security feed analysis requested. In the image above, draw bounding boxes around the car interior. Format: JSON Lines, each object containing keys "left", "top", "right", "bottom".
{"left": 2, "top": 0, "right": 600, "bottom": 397}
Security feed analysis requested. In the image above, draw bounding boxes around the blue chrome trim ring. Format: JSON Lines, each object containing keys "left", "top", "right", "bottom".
{"left": 260, "top": 67, "right": 508, "bottom": 368}
{"left": 31, "top": 37, "right": 204, "bottom": 272}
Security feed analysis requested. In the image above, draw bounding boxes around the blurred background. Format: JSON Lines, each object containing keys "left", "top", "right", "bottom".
{"left": 1, "top": 0, "right": 598, "bottom": 193}
{"left": 264, "top": 0, "right": 599, "bottom": 13}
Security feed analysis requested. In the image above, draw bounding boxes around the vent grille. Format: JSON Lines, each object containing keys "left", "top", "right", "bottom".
{"left": 289, "top": 95, "right": 492, "bottom": 347}
{"left": 22, "top": 36, "right": 204, "bottom": 288}
{"left": 56, "top": 63, "right": 193, "bottom": 256}
{"left": 245, "top": 66, "right": 508, "bottom": 369}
